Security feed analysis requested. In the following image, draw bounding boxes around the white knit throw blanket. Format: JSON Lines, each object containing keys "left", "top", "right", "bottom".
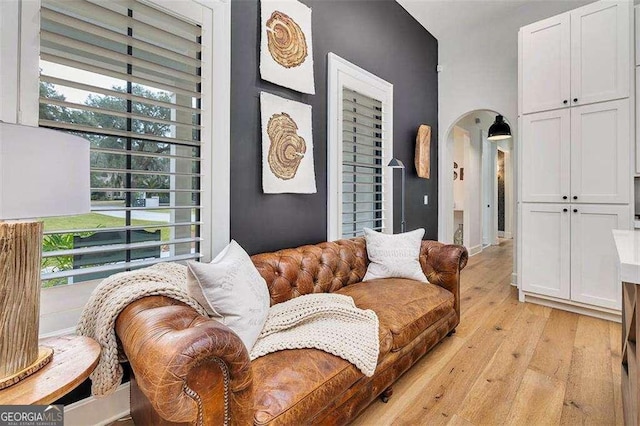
{"left": 250, "top": 293, "right": 380, "bottom": 377}
{"left": 76, "top": 263, "right": 208, "bottom": 397}
{"left": 78, "top": 264, "right": 380, "bottom": 397}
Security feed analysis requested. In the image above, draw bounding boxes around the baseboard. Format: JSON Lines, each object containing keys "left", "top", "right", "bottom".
{"left": 503, "top": 231, "right": 513, "bottom": 239}
{"left": 64, "top": 382, "right": 130, "bottom": 426}
{"left": 40, "top": 326, "right": 76, "bottom": 339}
{"left": 521, "top": 292, "right": 621, "bottom": 323}
{"left": 511, "top": 273, "right": 518, "bottom": 287}
{"left": 468, "top": 244, "right": 483, "bottom": 257}
{"left": 497, "top": 231, "right": 505, "bottom": 238}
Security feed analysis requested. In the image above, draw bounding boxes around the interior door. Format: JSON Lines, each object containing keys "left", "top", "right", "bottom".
{"left": 521, "top": 109, "right": 571, "bottom": 203}
{"left": 570, "top": 1, "right": 630, "bottom": 106}
{"left": 521, "top": 13, "right": 571, "bottom": 114}
{"left": 482, "top": 133, "right": 494, "bottom": 246}
{"left": 570, "top": 204, "right": 630, "bottom": 310}
{"left": 521, "top": 203, "right": 571, "bottom": 299}
{"left": 570, "top": 99, "right": 630, "bottom": 204}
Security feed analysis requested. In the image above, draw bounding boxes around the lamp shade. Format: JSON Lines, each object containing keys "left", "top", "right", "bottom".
{"left": 0, "top": 123, "right": 90, "bottom": 219}
{"left": 487, "top": 115, "right": 512, "bottom": 141}
{"left": 387, "top": 158, "right": 405, "bottom": 169}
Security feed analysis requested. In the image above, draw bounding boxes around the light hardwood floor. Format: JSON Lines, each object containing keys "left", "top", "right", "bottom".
{"left": 112, "top": 239, "right": 621, "bottom": 425}
{"left": 353, "top": 239, "right": 622, "bottom": 426}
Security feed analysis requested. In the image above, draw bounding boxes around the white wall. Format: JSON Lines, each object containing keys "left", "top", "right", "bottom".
{"left": 455, "top": 118, "right": 483, "bottom": 253}
{"left": 437, "top": 1, "right": 594, "bottom": 142}
{"left": 453, "top": 126, "right": 465, "bottom": 210}
{"left": 399, "top": 0, "right": 593, "bottom": 282}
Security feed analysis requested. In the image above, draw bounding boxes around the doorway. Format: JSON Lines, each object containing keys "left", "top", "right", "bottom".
{"left": 495, "top": 147, "right": 512, "bottom": 240}
{"left": 443, "top": 110, "right": 514, "bottom": 257}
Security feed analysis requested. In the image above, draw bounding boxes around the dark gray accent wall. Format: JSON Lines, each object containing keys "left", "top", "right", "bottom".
{"left": 230, "top": 0, "right": 439, "bottom": 254}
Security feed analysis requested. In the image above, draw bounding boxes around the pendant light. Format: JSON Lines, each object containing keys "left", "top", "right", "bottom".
{"left": 487, "top": 115, "right": 512, "bottom": 141}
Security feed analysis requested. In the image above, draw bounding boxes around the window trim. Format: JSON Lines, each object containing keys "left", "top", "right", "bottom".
{"left": 327, "top": 52, "right": 393, "bottom": 241}
{"left": 10, "top": 0, "right": 230, "bottom": 336}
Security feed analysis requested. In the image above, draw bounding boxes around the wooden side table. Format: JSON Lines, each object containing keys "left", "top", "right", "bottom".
{"left": 613, "top": 230, "right": 640, "bottom": 425}
{"left": 0, "top": 335, "right": 100, "bottom": 405}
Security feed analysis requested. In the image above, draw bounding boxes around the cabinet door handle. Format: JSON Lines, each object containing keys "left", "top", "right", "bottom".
{"left": 563, "top": 208, "right": 568, "bottom": 212}
{"left": 573, "top": 209, "right": 578, "bottom": 213}
{"left": 563, "top": 196, "right": 568, "bottom": 200}
{"left": 563, "top": 100, "right": 568, "bottom": 105}
{"left": 573, "top": 98, "right": 578, "bottom": 103}
{"left": 573, "top": 196, "right": 578, "bottom": 200}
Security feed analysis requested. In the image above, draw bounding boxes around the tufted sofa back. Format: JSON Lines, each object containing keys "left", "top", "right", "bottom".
{"left": 251, "top": 238, "right": 369, "bottom": 306}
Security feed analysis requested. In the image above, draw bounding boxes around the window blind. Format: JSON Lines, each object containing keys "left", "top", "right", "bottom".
{"left": 341, "top": 88, "right": 386, "bottom": 238}
{"left": 39, "top": 0, "right": 203, "bottom": 286}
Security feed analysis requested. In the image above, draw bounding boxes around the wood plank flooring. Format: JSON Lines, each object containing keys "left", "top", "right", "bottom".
{"left": 353, "top": 239, "right": 622, "bottom": 426}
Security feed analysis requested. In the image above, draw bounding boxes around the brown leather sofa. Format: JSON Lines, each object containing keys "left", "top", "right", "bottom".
{"left": 115, "top": 237, "right": 468, "bottom": 425}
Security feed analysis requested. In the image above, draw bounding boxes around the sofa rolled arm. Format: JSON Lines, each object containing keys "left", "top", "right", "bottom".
{"left": 115, "top": 296, "right": 253, "bottom": 425}
{"left": 419, "top": 241, "right": 468, "bottom": 316}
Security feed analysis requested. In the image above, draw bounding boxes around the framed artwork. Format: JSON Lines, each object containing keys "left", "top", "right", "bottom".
{"left": 260, "top": 0, "right": 315, "bottom": 94}
{"left": 260, "top": 92, "right": 316, "bottom": 193}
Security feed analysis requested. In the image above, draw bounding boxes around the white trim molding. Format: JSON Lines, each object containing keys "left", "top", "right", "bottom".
{"left": 327, "top": 52, "right": 394, "bottom": 241}
{"left": 521, "top": 291, "right": 621, "bottom": 323}
{"left": 467, "top": 244, "right": 483, "bottom": 257}
{"left": 0, "top": 1, "right": 20, "bottom": 123}
{"left": 64, "top": 383, "right": 130, "bottom": 426}
{"left": 204, "top": 0, "right": 231, "bottom": 260}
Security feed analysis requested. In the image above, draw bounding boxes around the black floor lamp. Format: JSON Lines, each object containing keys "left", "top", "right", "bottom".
{"left": 387, "top": 158, "right": 406, "bottom": 233}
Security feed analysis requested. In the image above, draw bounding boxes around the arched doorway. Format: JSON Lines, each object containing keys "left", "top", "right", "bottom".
{"left": 440, "top": 110, "right": 514, "bottom": 259}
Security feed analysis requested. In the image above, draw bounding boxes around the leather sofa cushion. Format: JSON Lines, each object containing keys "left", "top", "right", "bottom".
{"left": 336, "top": 279, "right": 455, "bottom": 351}
{"left": 252, "top": 325, "right": 392, "bottom": 425}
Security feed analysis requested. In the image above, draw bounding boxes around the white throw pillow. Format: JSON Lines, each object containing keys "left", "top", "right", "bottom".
{"left": 186, "top": 240, "right": 270, "bottom": 351}
{"left": 362, "top": 228, "right": 428, "bottom": 283}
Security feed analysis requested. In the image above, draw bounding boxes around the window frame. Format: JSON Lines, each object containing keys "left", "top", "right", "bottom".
{"left": 7, "top": 0, "right": 230, "bottom": 336}
{"left": 327, "top": 52, "right": 394, "bottom": 241}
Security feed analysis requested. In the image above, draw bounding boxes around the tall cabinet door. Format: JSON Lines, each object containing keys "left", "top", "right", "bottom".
{"left": 521, "top": 13, "right": 571, "bottom": 114}
{"left": 521, "top": 109, "right": 571, "bottom": 203}
{"left": 570, "top": 204, "right": 630, "bottom": 310}
{"left": 570, "top": 1, "right": 630, "bottom": 106}
{"left": 521, "top": 204, "right": 571, "bottom": 299}
{"left": 570, "top": 99, "right": 630, "bottom": 204}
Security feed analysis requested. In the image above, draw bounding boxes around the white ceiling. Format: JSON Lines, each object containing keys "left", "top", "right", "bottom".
{"left": 397, "top": 0, "right": 593, "bottom": 40}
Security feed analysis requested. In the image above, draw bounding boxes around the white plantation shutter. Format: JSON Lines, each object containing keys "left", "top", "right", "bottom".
{"left": 39, "top": 0, "right": 205, "bottom": 284}
{"left": 341, "top": 88, "right": 386, "bottom": 238}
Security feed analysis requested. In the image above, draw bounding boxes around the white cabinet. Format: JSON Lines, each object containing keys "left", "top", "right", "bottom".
{"left": 519, "top": 0, "right": 632, "bottom": 318}
{"left": 521, "top": 14, "right": 571, "bottom": 115}
{"left": 570, "top": 1, "right": 630, "bottom": 107}
{"left": 570, "top": 204, "right": 630, "bottom": 310}
{"left": 521, "top": 99, "right": 629, "bottom": 204}
{"left": 571, "top": 99, "right": 630, "bottom": 204}
{"left": 521, "top": 0, "right": 630, "bottom": 115}
{"left": 521, "top": 204, "right": 571, "bottom": 299}
{"left": 521, "top": 109, "right": 570, "bottom": 202}
{"left": 521, "top": 203, "right": 630, "bottom": 309}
